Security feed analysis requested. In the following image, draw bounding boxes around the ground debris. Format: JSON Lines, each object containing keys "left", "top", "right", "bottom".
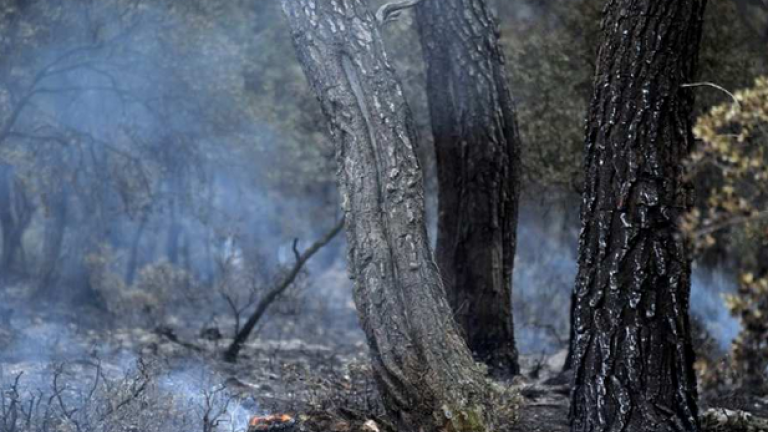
{"left": 701, "top": 408, "right": 768, "bottom": 432}
{"left": 298, "top": 409, "right": 395, "bottom": 432}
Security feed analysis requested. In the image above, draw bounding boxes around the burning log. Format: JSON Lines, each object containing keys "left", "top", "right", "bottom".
{"left": 248, "top": 414, "right": 297, "bottom": 432}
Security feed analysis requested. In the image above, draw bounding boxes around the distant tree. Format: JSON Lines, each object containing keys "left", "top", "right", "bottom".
{"left": 569, "top": 1, "right": 706, "bottom": 431}
{"left": 411, "top": 0, "right": 522, "bottom": 377}
{"left": 37, "top": 181, "right": 70, "bottom": 296}
{"left": 281, "top": 1, "right": 495, "bottom": 430}
{"left": 0, "top": 163, "right": 34, "bottom": 275}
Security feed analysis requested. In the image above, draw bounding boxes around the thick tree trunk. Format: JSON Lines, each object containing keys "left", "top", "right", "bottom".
{"left": 569, "top": 2, "right": 706, "bottom": 432}
{"left": 281, "top": 1, "right": 494, "bottom": 431}
{"left": 415, "top": 0, "right": 522, "bottom": 377}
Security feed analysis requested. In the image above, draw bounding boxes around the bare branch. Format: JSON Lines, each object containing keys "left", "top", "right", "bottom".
{"left": 375, "top": 0, "right": 426, "bottom": 25}
{"left": 682, "top": 82, "right": 740, "bottom": 109}
{"left": 692, "top": 210, "right": 768, "bottom": 239}
{"left": 223, "top": 218, "right": 345, "bottom": 362}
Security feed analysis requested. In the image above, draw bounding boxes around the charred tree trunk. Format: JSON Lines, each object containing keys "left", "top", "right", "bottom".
{"left": 281, "top": 1, "right": 494, "bottom": 430}
{"left": 570, "top": 2, "right": 706, "bottom": 432}
{"left": 415, "top": 0, "right": 522, "bottom": 377}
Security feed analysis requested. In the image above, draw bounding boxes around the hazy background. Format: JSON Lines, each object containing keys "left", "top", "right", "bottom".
{"left": 0, "top": 0, "right": 764, "bottom": 429}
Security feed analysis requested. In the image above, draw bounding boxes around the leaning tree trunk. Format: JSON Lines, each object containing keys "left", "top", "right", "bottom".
{"left": 569, "top": 2, "right": 707, "bottom": 432}
{"left": 281, "top": 1, "right": 494, "bottom": 431}
{"left": 415, "top": 0, "right": 522, "bottom": 377}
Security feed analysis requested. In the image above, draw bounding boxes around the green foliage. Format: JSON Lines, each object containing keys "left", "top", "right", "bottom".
{"left": 727, "top": 273, "right": 768, "bottom": 392}
{"left": 501, "top": 0, "right": 767, "bottom": 199}
{"left": 438, "top": 404, "right": 488, "bottom": 432}
{"left": 689, "top": 77, "right": 768, "bottom": 394}
{"left": 686, "top": 77, "right": 768, "bottom": 254}
{"left": 503, "top": 0, "right": 601, "bottom": 195}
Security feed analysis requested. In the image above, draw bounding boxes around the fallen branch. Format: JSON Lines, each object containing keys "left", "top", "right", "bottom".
{"left": 223, "top": 219, "right": 344, "bottom": 363}
{"left": 155, "top": 326, "right": 205, "bottom": 353}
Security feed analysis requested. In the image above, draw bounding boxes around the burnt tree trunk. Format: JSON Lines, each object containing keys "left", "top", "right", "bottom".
{"left": 415, "top": 0, "right": 522, "bottom": 377}
{"left": 281, "top": 1, "right": 494, "bottom": 431}
{"left": 570, "top": 2, "right": 706, "bottom": 432}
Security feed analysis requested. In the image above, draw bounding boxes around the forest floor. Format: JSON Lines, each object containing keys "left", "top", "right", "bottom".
{"left": 1, "top": 273, "right": 767, "bottom": 432}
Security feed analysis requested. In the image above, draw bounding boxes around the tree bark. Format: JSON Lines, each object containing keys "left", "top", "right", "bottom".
{"left": 415, "top": 0, "right": 522, "bottom": 377}
{"left": 281, "top": 1, "right": 494, "bottom": 430}
{"left": 570, "top": 2, "right": 706, "bottom": 432}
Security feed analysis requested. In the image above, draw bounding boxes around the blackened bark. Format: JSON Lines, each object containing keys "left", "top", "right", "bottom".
{"left": 415, "top": 0, "right": 522, "bottom": 377}
{"left": 570, "top": 2, "right": 706, "bottom": 432}
{"left": 563, "top": 293, "right": 576, "bottom": 372}
{"left": 281, "top": 1, "right": 494, "bottom": 430}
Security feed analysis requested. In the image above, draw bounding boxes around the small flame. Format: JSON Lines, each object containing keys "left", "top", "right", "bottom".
{"left": 249, "top": 414, "right": 295, "bottom": 427}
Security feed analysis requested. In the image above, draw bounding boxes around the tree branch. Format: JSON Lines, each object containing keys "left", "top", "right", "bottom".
{"left": 376, "top": 0, "right": 426, "bottom": 25}
{"left": 692, "top": 210, "right": 768, "bottom": 239}
{"left": 223, "top": 218, "right": 344, "bottom": 362}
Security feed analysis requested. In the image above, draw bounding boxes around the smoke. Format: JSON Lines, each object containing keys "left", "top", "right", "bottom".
{"left": 0, "top": 355, "right": 259, "bottom": 432}
{"left": 513, "top": 202, "right": 579, "bottom": 355}
{"left": 690, "top": 267, "right": 741, "bottom": 351}
{"left": 0, "top": 5, "right": 748, "bottom": 425}
{"left": 158, "top": 360, "right": 258, "bottom": 431}
{"left": 512, "top": 200, "right": 742, "bottom": 355}
{"left": 0, "top": 297, "right": 259, "bottom": 432}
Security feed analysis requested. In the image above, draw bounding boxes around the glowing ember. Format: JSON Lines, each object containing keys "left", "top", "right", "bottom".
{"left": 248, "top": 414, "right": 296, "bottom": 431}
